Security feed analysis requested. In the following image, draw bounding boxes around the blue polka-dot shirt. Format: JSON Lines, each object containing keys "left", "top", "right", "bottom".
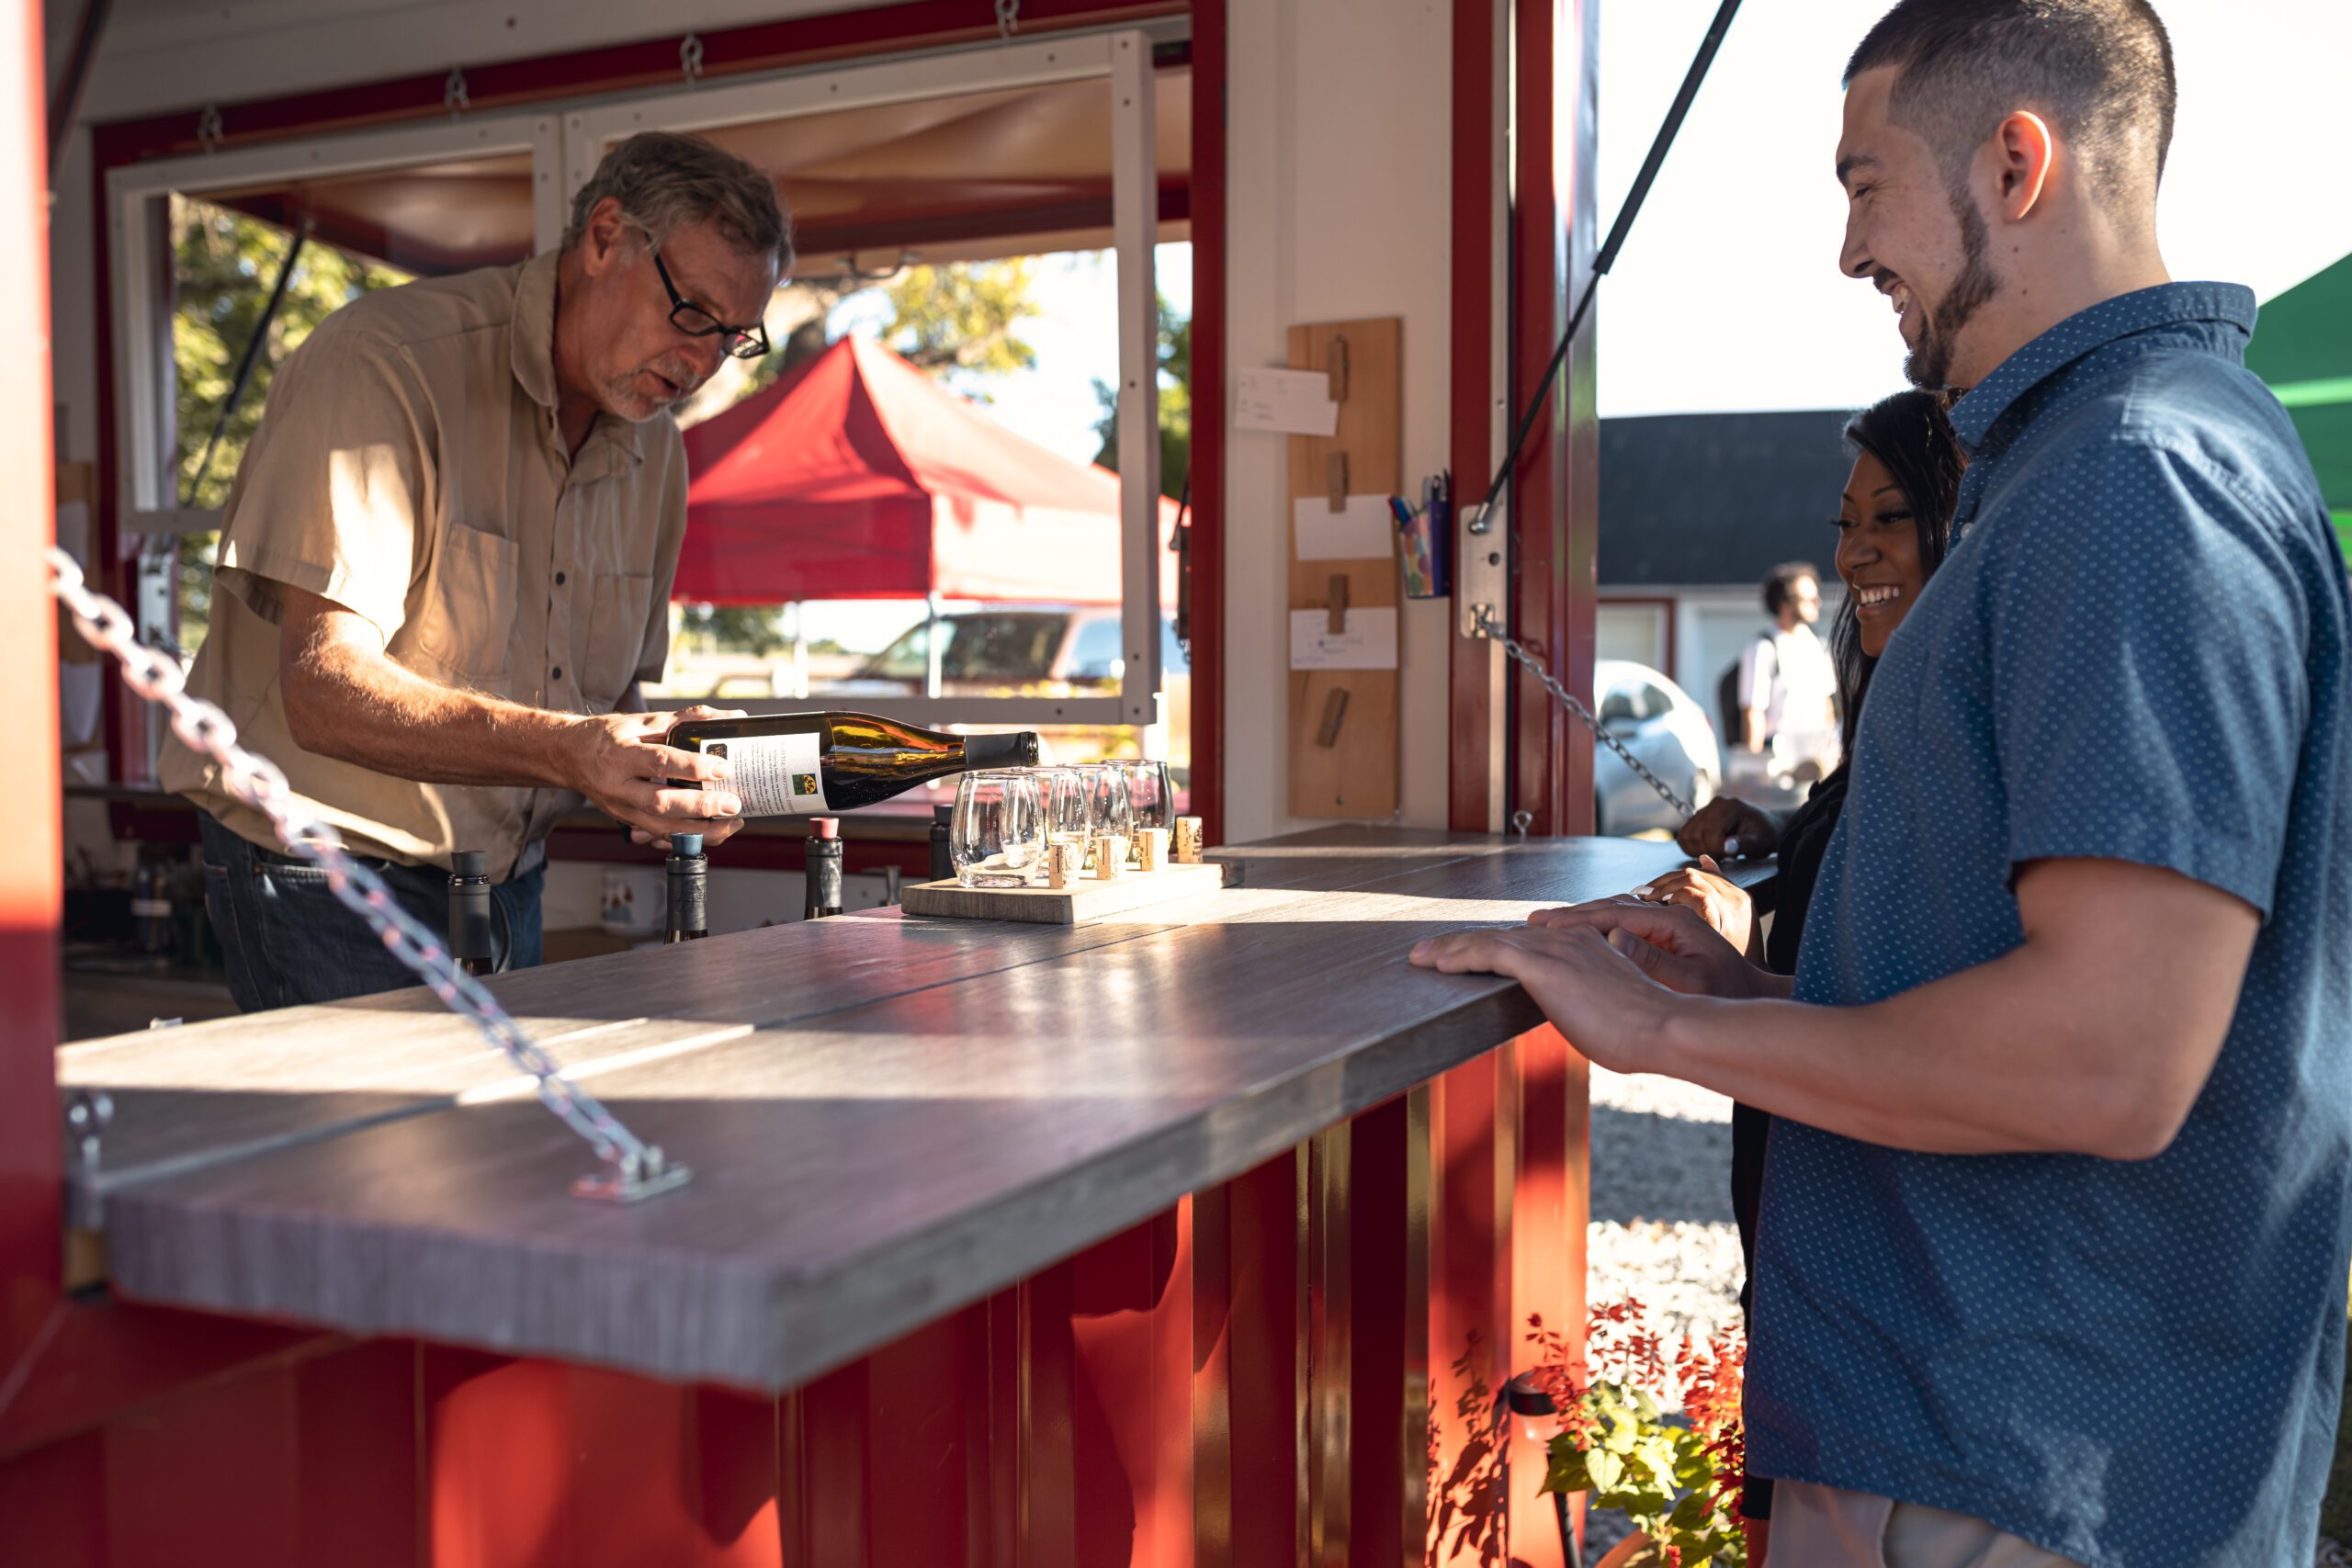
{"left": 1749, "top": 283, "right": 2352, "bottom": 1567}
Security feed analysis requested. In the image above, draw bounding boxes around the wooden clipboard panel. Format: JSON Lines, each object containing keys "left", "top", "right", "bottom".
{"left": 1287, "top": 317, "right": 1402, "bottom": 819}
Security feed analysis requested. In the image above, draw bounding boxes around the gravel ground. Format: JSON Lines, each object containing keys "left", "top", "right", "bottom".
{"left": 1589, "top": 1065, "right": 1745, "bottom": 1369}
{"left": 1581, "top": 1066, "right": 1743, "bottom": 1557}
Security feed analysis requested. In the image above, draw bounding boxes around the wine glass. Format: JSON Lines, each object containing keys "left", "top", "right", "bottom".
{"left": 1079, "top": 763, "right": 1135, "bottom": 852}
{"left": 952, "top": 772, "right": 1046, "bottom": 888}
{"left": 1036, "top": 765, "right": 1096, "bottom": 869}
{"left": 1115, "top": 759, "right": 1174, "bottom": 860}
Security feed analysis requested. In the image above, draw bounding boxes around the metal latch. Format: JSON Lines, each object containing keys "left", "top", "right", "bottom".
{"left": 1457, "top": 498, "right": 1507, "bottom": 638}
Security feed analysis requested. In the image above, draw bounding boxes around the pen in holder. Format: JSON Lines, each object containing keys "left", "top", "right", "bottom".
{"left": 1391, "top": 471, "right": 1453, "bottom": 599}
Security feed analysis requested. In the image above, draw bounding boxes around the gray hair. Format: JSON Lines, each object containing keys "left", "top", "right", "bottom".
{"left": 562, "top": 130, "right": 793, "bottom": 273}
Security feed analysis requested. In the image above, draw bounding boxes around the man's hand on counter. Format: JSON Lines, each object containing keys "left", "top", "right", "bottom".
{"left": 564, "top": 704, "right": 749, "bottom": 851}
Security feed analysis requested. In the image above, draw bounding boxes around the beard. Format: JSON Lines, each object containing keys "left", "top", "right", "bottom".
{"left": 604, "top": 356, "right": 701, "bottom": 421}
{"left": 1904, "top": 187, "right": 2001, "bottom": 391}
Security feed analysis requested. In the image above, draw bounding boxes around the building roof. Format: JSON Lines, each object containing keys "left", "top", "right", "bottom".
{"left": 1600, "top": 409, "right": 1858, "bottom": 588}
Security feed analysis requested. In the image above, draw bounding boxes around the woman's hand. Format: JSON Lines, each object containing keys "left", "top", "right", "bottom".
{"left": 1678, "top": 795, "right": 1780, "bottom": 859}
{"left": 1630, "top": 856, "right": 1759, "bottom": 960}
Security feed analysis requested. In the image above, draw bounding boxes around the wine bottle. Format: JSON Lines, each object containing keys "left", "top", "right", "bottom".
{"left": 448, "top": 850, "right": 494, "bottom": 976}
{"left": 804, "top": 818, "right": 843, "bottom": 920}
{"left": 665, "top": 833, "right": 708, "bottom": 944}
{"left": 664, "top": 711, "right": 1040, "bottom": 818}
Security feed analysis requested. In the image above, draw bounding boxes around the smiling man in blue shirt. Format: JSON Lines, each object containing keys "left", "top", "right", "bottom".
{"left": 1412, "top": 2, "right": 2352, "bottom": 1564}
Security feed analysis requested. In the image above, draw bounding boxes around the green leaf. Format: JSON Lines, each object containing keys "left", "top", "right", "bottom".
{"left": 1670, "top": 1488, "right": 1715, "bottom": 1530}
{"left": 1585, "top": 1448, "right": 1623, "bottom": 1494}
{"left": 1541, "top": 1444, "right": 1591, "bottom": 1495}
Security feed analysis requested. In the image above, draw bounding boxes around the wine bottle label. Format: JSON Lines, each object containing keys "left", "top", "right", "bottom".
{"left": 695, "top": 731, "right": 830, "bottom": 816}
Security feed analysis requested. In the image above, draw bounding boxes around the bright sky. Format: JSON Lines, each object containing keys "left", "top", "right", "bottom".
{"left": 956, "top": 0, "right": 2352, "bottom": 454}
{"left": 1598, "top": 0, "right": 2352, "bottom": 416}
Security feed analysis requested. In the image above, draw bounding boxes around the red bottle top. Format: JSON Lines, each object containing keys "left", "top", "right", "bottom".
{"left": 810, "top": 817, "right": 840, "bottom": 840}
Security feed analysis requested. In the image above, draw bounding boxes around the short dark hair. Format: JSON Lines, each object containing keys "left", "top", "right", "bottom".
{"left": 1763, "top": 561, "right": 1820, "bottom": 616}
{"left": 1845, "top": 0, "right": 2176, "bottom": 208}
{"left": 1830, "top": 389, "right": 1966, "bottom": 752}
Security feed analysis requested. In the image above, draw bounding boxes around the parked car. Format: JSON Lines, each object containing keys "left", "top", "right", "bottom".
{"left": 842, "top": 607, "right": 1193, "bottom": 780}
{"left": 1592, "top": 659, "right": 1719, "bottom": 838}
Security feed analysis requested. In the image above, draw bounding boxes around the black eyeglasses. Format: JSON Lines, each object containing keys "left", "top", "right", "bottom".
{"left": 649, "top": 247, "right": 770, "bottom": 361}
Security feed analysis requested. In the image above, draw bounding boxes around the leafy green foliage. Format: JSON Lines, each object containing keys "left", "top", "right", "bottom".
{"left": 170, "top": 199, "right": 410, "bottom": 649}
{"left": 1092, "top": 292, "right": 1192, "bottom": 498}
{"left": 1525, "top": 1305, "right": 1749, "bottom": 1567}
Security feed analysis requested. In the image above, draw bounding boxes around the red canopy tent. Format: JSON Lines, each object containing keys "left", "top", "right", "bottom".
{"left": 673, "top": 334, "right": 1179, "bottom": 608}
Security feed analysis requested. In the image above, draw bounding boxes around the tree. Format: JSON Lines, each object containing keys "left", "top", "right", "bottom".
{"left": 171, "top": 199, "right": 411, "bottom": 649}
{"left": 1091, "top": 292, "right": 1192, "bottom": 501}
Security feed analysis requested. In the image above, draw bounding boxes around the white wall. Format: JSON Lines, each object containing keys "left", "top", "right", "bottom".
{"left": 1221, "top": 0, "right": 1458, "bottom": 845}
{"left": 77, "top": 0, "right": 903, "bottom": 121}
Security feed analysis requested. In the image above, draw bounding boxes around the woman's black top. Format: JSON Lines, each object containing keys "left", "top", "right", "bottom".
{"left": 1730, "top": 760, "right": 1849, "bottom": 1520}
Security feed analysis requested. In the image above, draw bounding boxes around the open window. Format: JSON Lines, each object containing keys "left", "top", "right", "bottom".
{"left": 562, "top": 30, "right": 1182, "bottom": 764}
{"left": 106, "top": 25, "right": 1185, "bottom": 772}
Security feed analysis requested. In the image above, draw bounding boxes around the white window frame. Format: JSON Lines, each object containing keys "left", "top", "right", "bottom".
{"left": 560, "top": 28, "right": 1163, "bottom": 729}
{"left": 107, "top": 27, "right": 1170, "bottom": 735}
{"left": 107, "top": 111, "right": 566, "bottom": 538}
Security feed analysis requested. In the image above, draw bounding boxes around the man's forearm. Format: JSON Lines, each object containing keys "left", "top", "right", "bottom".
{"left": 1653, "top": 938, "right": 2198, "bottom": 1158}
{"left": 286, "top": 639, "right": 580, "bottom": 791}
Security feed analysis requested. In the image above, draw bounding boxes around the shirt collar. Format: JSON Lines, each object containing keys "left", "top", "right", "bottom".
{"left": 1946, "top": 281, "right": 2258, "bottom": 454}
{"left": 512, "top": 248, "right": 652, "bottom": 471}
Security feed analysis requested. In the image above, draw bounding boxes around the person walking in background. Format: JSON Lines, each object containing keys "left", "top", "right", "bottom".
{"left": 1413, "top": 1, "right": 2352, "bottom": 1562}
{"left": 1727, "top": 561, "right": 1839, "bottom": 787}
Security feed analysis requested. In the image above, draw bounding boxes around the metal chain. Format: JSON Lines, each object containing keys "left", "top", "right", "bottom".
{"left": 1474, "top": 605, "right": 1694, "bottom": 820}
{"left": 45, "top": 547, "right": 686, "bottom": 1201}
{"left": 680, "top": 33, "right": 704, "bottom": 87}
{"left": 443, "top": 67, "right": 469, "bottom": 119}
{"left": 996, "top": 0, "right": 1021, "bottom": 39}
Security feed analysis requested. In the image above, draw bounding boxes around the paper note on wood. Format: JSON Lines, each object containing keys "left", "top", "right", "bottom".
{"left": 1235, "top": 367, "right": 1340, "bottom": 435}
{"left": 1290, "top": 607, "right": 1398, "bottom": 671}
{"left": 1295, "top": 494, "right": 1395, "bottom": 560}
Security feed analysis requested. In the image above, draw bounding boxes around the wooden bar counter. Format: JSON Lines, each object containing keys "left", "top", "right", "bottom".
{"left": 16, "top": 827, "right": 1767, "bottom": 1568}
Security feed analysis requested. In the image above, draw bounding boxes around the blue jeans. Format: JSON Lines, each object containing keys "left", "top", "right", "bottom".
{"left": 198, "top": 812, "right": 543, "bottom": 1013}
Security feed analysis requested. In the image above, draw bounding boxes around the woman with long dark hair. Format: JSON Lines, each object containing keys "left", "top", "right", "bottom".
{"left": 1637, "top": 388, "right": 1963, "bottom": 1543}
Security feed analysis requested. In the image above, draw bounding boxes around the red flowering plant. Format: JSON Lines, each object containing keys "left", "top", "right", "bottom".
{"left": 1523, "top": 1301, "right": 1748, "bottom": 1567}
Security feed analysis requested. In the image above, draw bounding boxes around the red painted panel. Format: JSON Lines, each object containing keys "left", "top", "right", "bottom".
{"left": 0, "top": 0, "right": 62, "bottom": 1364}
{"left": 1448, "top": 0, "right": 1498, "bottom": 831}
{"left": 1427, "top": 1052, "right": 1511, "bottom": 1567}
{"left": 102, "top": 1357, "right": 301, "bottom": 1568}
{"left": 292, "top": 1340, "right": 424, "bottom": 1568}
{"left": 1349, "top": 1095, "right": 1411, "bottom": 1568}
{"left": 0, "top": 1427, "right": 102, "bottom": 1565}
{"left": 1187, "top": 0, "right": 1227, "bottom": 847}
{"left": 1508, "top": 1026, "right": 1582, "bottom": 1568}
{"left": 1224, "top": 1151, "right": 1302, "bottom": 1568}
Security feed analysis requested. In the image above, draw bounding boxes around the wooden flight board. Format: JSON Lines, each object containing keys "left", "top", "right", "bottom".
{"left": 1288, "top": 317, "right": 1402, "bottom": 820}
{"left": 900, "top": 860, "right": 1238, "bottom": 925}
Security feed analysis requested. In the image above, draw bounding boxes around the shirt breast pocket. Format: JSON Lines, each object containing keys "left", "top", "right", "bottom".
{"left": 581, "top": 570, "right": 656, "bottom": 709}
{"left": 413, "top": 520, "right": 519, "bottom": 692}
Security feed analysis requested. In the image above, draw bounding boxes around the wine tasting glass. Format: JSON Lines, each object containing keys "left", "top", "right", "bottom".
{"left": 1079, "top": 763, "right": 1135, "bottom": 851}
{"left": 1036, "top": 766, "right": 1095, "bottom": 867}
{"left": 1115, "top": 759, "right": 1175, "bottom": 860}
{"left": 952, "top": 772, "right": 1047, "bottom": 888}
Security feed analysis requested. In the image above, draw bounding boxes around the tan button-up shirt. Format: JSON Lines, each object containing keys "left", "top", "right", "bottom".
{"left": 161, "top": 250, "right": 687, "bottom": 883}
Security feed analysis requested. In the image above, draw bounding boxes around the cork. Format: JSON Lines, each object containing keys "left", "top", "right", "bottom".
{"left": 1172, "top": 817, "right": 1204, "bottom": 864}
{"left": 1045, "top": 840, "right": 1079, "bottom": 889}
{"left": 1134, "top": 827, "right": 1170, "bottom": 872}
{"left": 1092, "top": 834, "right": 1128, "bottom": 880}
